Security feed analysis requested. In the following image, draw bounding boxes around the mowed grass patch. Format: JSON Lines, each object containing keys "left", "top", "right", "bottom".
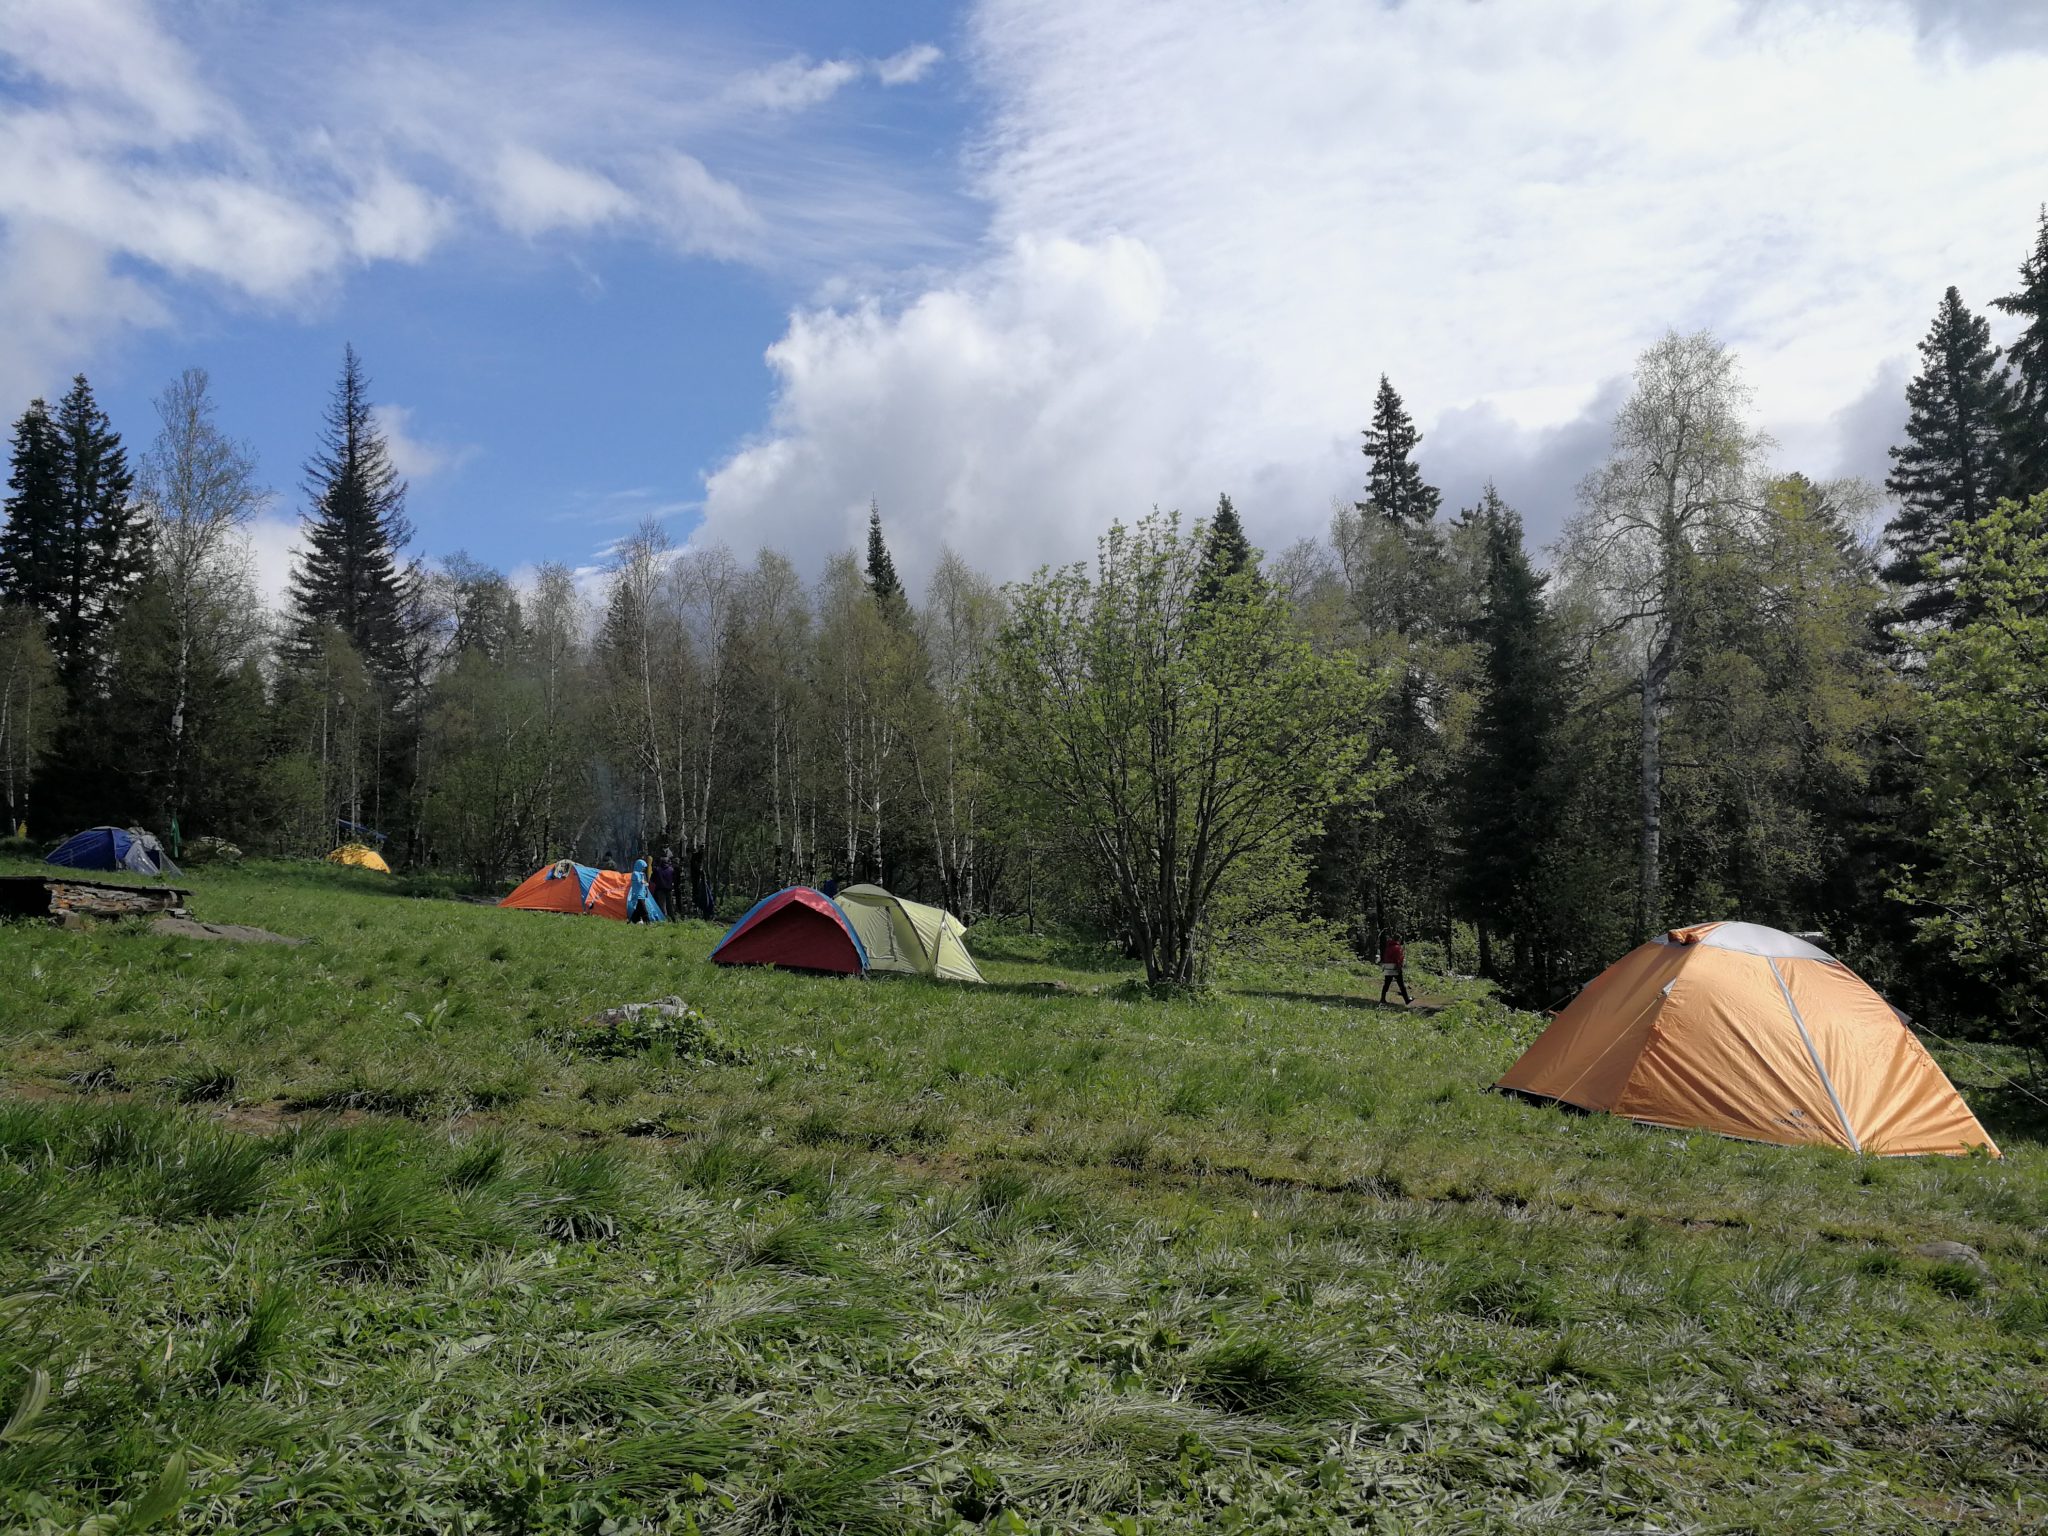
{"left": 1, "top": 857, "right": 2046, "bottom": 1531}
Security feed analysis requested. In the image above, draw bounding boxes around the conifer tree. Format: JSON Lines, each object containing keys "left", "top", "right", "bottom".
{"left": 8, "top": 376, "right": 146, "bottom": 696}
{"left": 288, "top": 345, "right": 415, "bottom": 683}
{"left": 1196, "top": 493, "right": 1257, "bottom": 603}
{"left": 1993, "top": 206, "right": 2048, "bottom": 499}
{"left": 1882, "top": 288, "right": 2014, "bottom": 629}
{"left": 0, "top": 398, "right": 62, "bottom": 612}
{"left": 1357, "top": 375, "right": 1440, "bottom": 525}
{"left": 865, "top": 501, "right": 906, "bottom": 615}
{"left": 1453, "top": 488, "right": 1571, "bottom": 990}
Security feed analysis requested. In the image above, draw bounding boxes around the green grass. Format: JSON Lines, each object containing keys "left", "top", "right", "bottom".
{"left": 1, "top": 856, "right": 2044, "bottom": 1532}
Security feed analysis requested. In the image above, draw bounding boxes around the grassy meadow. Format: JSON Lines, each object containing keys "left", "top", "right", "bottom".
{"left": 1, "top": 856, "right": 2044, "bottom": 1533}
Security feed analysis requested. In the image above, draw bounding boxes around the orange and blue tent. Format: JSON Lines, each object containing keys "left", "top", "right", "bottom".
{"left": 711, "top": 887, "right": 868, "bottom": 974}
{"left": 500, "top": 860, "right": 661, "bottom": 922}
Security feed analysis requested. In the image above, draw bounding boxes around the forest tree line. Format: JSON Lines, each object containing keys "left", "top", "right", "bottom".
{"left": 2, "top": 212, "right": 2046, "bottom": 1037}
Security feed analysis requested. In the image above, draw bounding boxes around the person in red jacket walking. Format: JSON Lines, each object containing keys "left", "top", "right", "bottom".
{"left": 1379, "top": 933, "right": 1412, "bottom": 1006}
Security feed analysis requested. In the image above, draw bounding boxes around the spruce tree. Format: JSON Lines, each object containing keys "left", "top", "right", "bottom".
{"left": 864, "top": 501, "right": 906, "bottom": 615}
{"left": 1993, "top": 206, "right": 2048, "bottom": 499}
{"left": 1357, "top": 375, "right": 1440, "bottom": 525}
{"left": 40, "top": 376, "right": 145, "bottom": 695}
{"left": 1453, "top": 487, "right": 1570, "bottom": 993}
{"left": 1882, "top": 287, "right": 2014, "bottom": 629}
{"left": 1195, "top": 493, "right": 1256, "bottom": 600}
{"left": 0, "top": 398, "right": 62, "bottom": 613}
{"left": 288, "top": 345, "right": 415, "bottom": 683}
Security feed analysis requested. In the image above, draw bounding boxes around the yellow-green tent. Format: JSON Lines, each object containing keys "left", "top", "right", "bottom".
{"left": 834, "top": 884, "right": 984, "bottom": 983}
{"left": 327, "top": 842, "right": 391, "bottom": 874}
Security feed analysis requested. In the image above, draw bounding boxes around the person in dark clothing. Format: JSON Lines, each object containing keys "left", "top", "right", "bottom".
{"left": 820, "top": 872, "right": 839, "bottom": 899}
{"left": 690, "top": 846, "right": 714, "bottom": 921}
{"left": 649, "top": 849, "right": 678, "bottom": 919}
{"left": 1379, "top": 933, "right": 1412, "bottom": 1006}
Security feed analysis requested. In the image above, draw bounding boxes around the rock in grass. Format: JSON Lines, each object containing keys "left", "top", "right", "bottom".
{"left": 543, "top": 997, "right": 747, "bottom": 1063}
{"left": 1912, "top": 1240, "right": 1990, "bottom": 1276}
{"left": 151, "top": 916, "right": 303, "bottom": 945}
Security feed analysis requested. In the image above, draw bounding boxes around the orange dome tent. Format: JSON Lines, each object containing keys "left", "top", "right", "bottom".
{"left": 500, "top": 859, "right": 635, "bottom": 921}
{"left": 1498, "top": 922, "right": 1997, "bottom": 1157}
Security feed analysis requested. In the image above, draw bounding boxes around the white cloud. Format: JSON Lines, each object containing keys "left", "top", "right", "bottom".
{"left": 732, "top": 55, "right": 864, "bottom": 112}
{"left": 0, "top": 6, "right": 960, "bottom": 399}
{"left": 647, "top": 152, "right": 764, "bottom": 260}
{"left": 372, "top": 404, "right": 476, "bottom": 482}
{"left": 489, "top": 145, "right": 633, "bottom": 238}
{"left": 347, "top": 170, "right": 451, "bottom": 262}
{"left": 876, "top": 44, "right": 945, "bottom": 86}
{"left": 697, "top": 0, "right": 2048, "bottom": 587}
{"left": 243, "top": 513, "right": 304, "bottom": 614}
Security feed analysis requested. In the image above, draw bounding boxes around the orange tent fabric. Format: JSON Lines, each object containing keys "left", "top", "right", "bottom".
{"left": 1498, "top": 922, "right": 1997, "bottom": 1157}
{"left": 499, "top": 860, "right": 633, "bottom": 921}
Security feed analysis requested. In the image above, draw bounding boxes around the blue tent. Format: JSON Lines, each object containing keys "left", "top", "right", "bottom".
{"left": 45, "top": 826, "right": 182, "bottom": 878}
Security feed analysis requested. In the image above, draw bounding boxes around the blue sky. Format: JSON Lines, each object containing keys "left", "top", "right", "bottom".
{"left": 3, "top": 0, "right": 2046, "bottom": 602}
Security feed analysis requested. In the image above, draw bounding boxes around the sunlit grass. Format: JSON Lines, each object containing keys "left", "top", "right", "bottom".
{"left": 2, "top": 855, "right": 2045, "bottom": 1531}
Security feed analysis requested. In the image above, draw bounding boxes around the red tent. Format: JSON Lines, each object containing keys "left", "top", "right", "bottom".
{"left": 710, "top": 887, "right": 869, "bottom": 975}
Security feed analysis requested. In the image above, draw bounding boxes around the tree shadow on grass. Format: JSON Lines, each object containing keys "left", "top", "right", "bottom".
{"left": 1228, "top": 987, "right": 1446, "bottom": 1016}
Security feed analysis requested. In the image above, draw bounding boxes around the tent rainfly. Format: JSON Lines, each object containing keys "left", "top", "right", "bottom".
{"left": 45, "top": 826, "right": 181, "bottom": 878}
{"left": 500, "top": 860, "right": 661, "bottom": 922}
{"left": 711, "top": 887, "right": 868, "bottom": 975}
{"left": 1497, "top": 921, "right": 1997, "bottom": 1157}
{"left": 327, "top": 843, "right": 391, "bottom": 873}
{"left": 832, "top": 884, "right": 984, "bottom": 983}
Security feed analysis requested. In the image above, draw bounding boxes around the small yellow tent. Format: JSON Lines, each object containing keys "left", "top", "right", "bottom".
{"left": 327, "top": 843, "right": 391, "bottom": 874}
{"left": 834, "top": 884, "right": 984, "bottom": 983}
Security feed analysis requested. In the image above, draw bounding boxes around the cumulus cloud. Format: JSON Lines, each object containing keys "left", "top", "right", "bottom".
{"left": 0, "top": 4, "right": 957, "bottom": 399}
{"left": 696, "top": 0, "right": 2048, "bottom": 588}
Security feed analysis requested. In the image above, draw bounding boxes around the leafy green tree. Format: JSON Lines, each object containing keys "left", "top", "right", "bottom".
{"left": 1452, "top": 490, "right": 1573, "bottom": 994}
{"left": 128, "top": 368, "right": 266, "bottom": 831}
{"left": 1993, "top": 206, "right": 2048, "bottom": 500}
{"left": 1883, "top": 288, "right": 2015, "bottom": 631}
{"left": 287, "top": 345, "right": 415, "bottom": 685}
{"left": 982, "top": 511, "right": 1387, "bottom": 987}
{"left": 1560, "top": 330, "right": 1770, "bottom": 939}
{"left": 1900, "top": 489, "right": 2048, "bottom": 1051}
{"left": 1661, "top": 473, "right": 1894, "bottom": 930}
{"left": 1357, "top": 375, "right": 1440, "bottom": 527}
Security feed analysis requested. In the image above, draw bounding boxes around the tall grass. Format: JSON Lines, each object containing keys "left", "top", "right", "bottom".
{"left": 1, "top": 857, "right": 2044, "bottom": 1532}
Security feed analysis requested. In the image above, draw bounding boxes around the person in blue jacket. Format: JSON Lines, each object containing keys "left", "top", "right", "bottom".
{"left": 627, "top": 858, "right": 663, "bottom": 923}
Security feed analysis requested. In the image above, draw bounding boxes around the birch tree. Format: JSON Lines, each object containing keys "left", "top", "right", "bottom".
{"left": 1559, "top": 331, "right": 1770, "bottom": 938}
{"left": 135, "top": 368, "right": 265, "bottom": 826}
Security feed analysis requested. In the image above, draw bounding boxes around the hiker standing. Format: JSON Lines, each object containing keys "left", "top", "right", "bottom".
{"left": 627, "top": 858, "right": 657, "bottom": 923}
{"left": 650, "top": 849, "right": 678, "bottom": 919}
{"left": 1379, "top": 933, "right": 1412, "bottom": 1006}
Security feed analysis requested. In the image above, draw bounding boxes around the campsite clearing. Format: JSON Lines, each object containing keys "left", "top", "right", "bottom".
{"left": 1, "top": 857, "right": 2044, "bottom": 1533}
